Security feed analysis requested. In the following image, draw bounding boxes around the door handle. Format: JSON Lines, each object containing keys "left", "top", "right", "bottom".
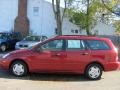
{"left": 55, "top": 53, "right": 61, "bottom": 56}
{"left": 81, "top": 53, "right": 89, "bottom": 55}
{"left": 52, "top": 53, "right": 61, "bottom": 57}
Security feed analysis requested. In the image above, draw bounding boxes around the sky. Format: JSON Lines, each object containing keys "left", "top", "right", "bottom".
{"left": 45, "top": 0, "right": 65, "bottom": 7}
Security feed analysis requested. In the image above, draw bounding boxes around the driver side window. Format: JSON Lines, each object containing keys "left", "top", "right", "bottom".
{"left": 41, "top": 40, "right": 63, "bottom": 51}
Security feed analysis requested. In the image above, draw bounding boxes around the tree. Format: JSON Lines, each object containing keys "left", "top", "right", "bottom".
{"left": 52, "top": 0, "right": 119, "bottom": 35}
{"left": 69, "top": 0, "right": 105, "bottom": 35}
{"left": 69, "top": 0, "right": 118, "bottom": 35}
{"left": 101, "top": 0, "right": 120, "bottom": 34}
{"left": 52, "top": 0, "right": 73, "bottom": 35}
{"left": 70, "top": 11, "right": 86, "bottom": 28}
{"left": 113, "top": 20, "right": 120, "bottom": 34}
{"left": 101, "top": 0, "right": 120, "bottom": 16}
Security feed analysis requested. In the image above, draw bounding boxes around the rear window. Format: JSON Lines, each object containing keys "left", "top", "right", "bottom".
{"left": 66, "top": 40, "right": 85, "bottom": 50}
{"left": 86, "top": 40, "right": 110, "bottom": 50}
{"left": 23, "top": 36, "right": 40, "bottom": 41}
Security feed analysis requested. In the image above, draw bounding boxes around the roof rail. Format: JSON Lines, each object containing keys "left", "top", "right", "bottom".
{"left": 59, "top": 35, "right": 96, "bottom": 37}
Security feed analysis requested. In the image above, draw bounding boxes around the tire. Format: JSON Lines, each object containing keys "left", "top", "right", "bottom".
{"left": 10, "top": 61, "right": 28, "bottom": 77}
{"left": 0, "top": 44, "right": 7, "bottom": 52}
{"left": 85, "top": 64, "right": 103, "bottom": 80}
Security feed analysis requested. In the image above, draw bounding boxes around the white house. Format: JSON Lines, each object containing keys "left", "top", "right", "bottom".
{"left": 91, "top": 21, "right": 116, "bottom": 35}
{"left": 0, "top": 0, "right": 80, "bottom": 37}
{"left": 0, "top": 0, "right": 116, "bottom": 37}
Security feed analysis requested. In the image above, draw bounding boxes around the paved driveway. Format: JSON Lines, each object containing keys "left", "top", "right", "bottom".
{"left": 0, "top": 51, "right": 120, "bottom": 90}
{"left": 0, "top": 69, "right": 120, "bottom": 90}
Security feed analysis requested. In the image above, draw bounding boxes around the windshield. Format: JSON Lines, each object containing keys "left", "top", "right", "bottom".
{"left": 0, "top": 33, "right": 8, "bottom": 39}
{"left": 23, "top": 36, "right": 40, "bottom": 41}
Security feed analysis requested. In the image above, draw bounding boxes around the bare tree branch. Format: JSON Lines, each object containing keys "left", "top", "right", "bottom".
{"left": 61, "top": 0, "right": 67, "bottom": 22}
{"left": 52, "top": 0, "right": 57, "bottom": 20}
{"left": 101, "top": 0, "right": 120, "bottom": 16}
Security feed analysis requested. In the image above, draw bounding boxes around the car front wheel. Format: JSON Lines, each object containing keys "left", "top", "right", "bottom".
{"left": 0, "top": 44, "right": 7, "bottom": 52}
{"left": 85, "top": 64, "right": 102, "bottom": 80}
{"left": 10, "top": 61, "right": 28, "bottom": 77}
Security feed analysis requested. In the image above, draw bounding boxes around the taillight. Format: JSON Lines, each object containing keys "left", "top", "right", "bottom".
{"left": 108, "top": 46, "right": 118, "bottom": 62}
{"left": 114, "top": 47, "right": 118, "bottom": 54}
{"left": 113, "top": 47, "right": 118, "bottom": 61}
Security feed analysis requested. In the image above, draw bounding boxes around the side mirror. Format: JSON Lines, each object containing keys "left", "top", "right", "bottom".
{"left": 35, "top": 47, "right": 43, "bottom": 52}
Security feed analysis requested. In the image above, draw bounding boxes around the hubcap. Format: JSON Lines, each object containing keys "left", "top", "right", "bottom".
{"left": 13, "top": 63, "right": 25, "bottom": 76}
{"left": 88, "top": 66, "right": 101, "bottom": 79}
{"left": 1, "top": 45, "right": 6, "bottom": 51}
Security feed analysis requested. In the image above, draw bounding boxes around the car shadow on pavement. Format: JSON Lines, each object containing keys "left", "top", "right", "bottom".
{"left": 0, "top": 69, "right": 103, "bottom": 82}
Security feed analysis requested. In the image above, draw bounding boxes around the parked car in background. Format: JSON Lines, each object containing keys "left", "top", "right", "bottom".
{"left": 0, "top": 32, "right": 22, "bottom": 52}
{"left": 0, "top": 35, "right": 119, "bottom": 80}
{"left": 15, "top": 35, "right": 47, "bottom": 49}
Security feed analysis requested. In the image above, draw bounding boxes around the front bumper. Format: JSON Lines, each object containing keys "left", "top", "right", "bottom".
{"left": 104, "top": 62, "right": 120, "bottom": 71}
{"left": 0, "top": 58, "right": 10, "bottom": 70}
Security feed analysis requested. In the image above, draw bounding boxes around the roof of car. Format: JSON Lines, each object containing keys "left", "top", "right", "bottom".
{"left": 0, "top": 31, "right": 21, "bottom": 34}
{"left": 53, "top": 35, "right": 110, "bottom": 41}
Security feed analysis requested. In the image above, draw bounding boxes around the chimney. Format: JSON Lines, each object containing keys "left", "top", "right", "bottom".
{"left": 14, "top": 0, "right": 29, "bottom": 37}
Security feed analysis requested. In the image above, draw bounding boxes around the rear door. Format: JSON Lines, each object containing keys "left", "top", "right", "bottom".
{"left": 62, "top": 39, "right": 91, "bottom": 72}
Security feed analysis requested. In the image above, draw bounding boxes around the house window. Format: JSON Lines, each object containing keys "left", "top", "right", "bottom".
{"left": 71, "top": 30, "right": 79, "bottom": 34}
{"left": 94, "top": 30, "right": 98, "bottom": 35}
{"left": 33, "top": 7, "right": 39, "bottom": 16}
{"left": 55, "top": 28, "right": 58, "bottom": 35}
{"left": 71, "top": 30, "right": 74, "bottom": 33}
{"left": 75, "top": 30, "right": 78, "bottom": 34}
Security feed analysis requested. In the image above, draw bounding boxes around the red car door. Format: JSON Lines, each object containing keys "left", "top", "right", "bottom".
{"left": 30, "top": 39, "right": 67, "bottom": 72}
{"left": 61, "top": 39, "right": 90, "bottom": 73}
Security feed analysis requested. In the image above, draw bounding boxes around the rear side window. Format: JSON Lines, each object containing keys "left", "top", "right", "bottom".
{"left": 67, "top": 40, "right": 85, "bottom": 50}
{"left": 86, "top": 40, "right": 110, "bottom": 50}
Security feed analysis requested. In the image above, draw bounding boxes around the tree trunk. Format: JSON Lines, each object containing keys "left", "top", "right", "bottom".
{"left": 57, "top": 19, "right": 62, "bottom": 35}
{"left": 56, "top": 0, "right": 62, "bottom": 35}
{"left": 86, "top": 0, "right": 91, "bottom": 35}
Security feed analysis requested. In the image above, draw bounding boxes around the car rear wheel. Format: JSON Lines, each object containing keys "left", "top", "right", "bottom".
{"left": 10, "top": 61, "right": 28, "bottom": 77}
{"left": 0, "top": 44, "right": 6, "bottom": 52}
{"left": 85, "top": 64, "right": 102, "bottom": 80}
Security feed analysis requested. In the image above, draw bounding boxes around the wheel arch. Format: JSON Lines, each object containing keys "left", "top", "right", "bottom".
{"left": 0, "top": 42, "right": 9, "bottom": 49}
{"left": 9, "top": 59, "right": 29, "bottom": 72}
{"left": 84, "top": 61, "right": 104, "bottom": 74}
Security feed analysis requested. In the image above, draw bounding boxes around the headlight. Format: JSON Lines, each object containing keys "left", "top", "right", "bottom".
{"left": 29, "top": 44, "right": 34, "bottom": 47}
{"left": 2, "top": 53, "right": 10, "bottom": 59}
{"left": 16, "top": 42, "right": 19, "bottom": 46}
{"left": 29, "top": 43, "right": 38, "bottom": 47}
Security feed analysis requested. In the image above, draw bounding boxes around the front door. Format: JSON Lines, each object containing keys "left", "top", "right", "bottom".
{"left": 31, "top": 39, "right": 67, "bottom": 72}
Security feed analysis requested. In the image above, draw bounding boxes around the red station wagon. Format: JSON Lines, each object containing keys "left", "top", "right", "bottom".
{"left": 0, "top": 35, "right": 119, "bottom": 80}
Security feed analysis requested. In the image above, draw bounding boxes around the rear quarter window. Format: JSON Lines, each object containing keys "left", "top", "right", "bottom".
{"left": 86, "top": 40, "right": 110, "bottom": 50}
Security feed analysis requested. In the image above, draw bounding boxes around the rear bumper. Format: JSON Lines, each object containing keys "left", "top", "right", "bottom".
{"left": 104, "top": 62, "right": 120, "bottom": 71}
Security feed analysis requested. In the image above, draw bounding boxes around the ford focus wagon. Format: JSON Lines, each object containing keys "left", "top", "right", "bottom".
{"left": 0, "top": 35, "right": 119, "bottom": 80}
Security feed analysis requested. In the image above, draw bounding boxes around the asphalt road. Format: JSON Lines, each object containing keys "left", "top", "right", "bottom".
{"left": 0, "top": 51, "right": 120, "bottom": 90}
